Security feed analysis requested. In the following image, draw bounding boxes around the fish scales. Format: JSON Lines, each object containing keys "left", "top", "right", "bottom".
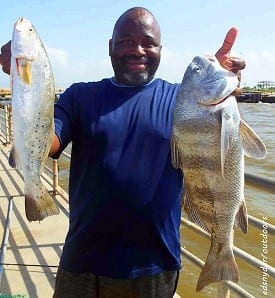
{"left": 171, "top": 55, "right": 266, "bottom": 291}
{"left": 9, "top": 17, "right": 59, "bottom": 221}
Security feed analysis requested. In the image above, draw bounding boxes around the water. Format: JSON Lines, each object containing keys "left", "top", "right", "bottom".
{"left": 57, "top": 103, "right": 275, "bottom": 297}
{"left": 239, "top": 103, "right": 275, "bottom": 222}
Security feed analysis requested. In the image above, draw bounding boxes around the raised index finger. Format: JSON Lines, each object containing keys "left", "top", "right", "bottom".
{"left": 216, "top": 27, "right": 238, "bottom": 55}
{"left": 221, "top": 27, "right": 238, "bottom": 53}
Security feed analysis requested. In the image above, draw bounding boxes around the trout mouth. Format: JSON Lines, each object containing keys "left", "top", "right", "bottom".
{"left": 16, "top": 17, "right": 24, "bottom": 28}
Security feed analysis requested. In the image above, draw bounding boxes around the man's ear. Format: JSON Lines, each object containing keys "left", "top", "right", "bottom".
{"left": 108, "top": 39, "right": 112, "bottom": 57}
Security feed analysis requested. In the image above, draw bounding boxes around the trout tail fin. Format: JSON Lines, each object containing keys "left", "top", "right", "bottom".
{"left": 25, "top": 182, "right": 59, "bottom": 222}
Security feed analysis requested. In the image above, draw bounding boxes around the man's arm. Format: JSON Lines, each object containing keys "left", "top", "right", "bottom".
{"left": 49, "top": 134, "right": 61, "bottom": 157}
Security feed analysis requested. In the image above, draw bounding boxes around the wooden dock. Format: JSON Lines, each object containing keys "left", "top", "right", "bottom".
{"left": 0, "top": 141, "right": 69, "bottom": 297}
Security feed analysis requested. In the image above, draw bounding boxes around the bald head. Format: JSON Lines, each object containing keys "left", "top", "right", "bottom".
{"left": 109, "top": 7, "right": 162, "bottom": 86}
{"left": 112, "top": 7, "right": 161, "bottom": 42}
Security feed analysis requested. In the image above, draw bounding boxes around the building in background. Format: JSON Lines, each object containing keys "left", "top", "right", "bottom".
{"left": 257, "top": 80, "right": 275, "bottom": 89}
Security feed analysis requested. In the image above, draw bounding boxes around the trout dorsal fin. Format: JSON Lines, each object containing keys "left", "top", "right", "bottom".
{"left": 239, "top": 119, "right": 267, "bottom": 159}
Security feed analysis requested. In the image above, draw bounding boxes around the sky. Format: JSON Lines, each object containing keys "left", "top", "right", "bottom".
{"left": 1, "top": 0, "right": 275, "bottom": 89}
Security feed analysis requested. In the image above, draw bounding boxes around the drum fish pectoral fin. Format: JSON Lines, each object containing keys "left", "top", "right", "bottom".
{"left": 25, "top": 182, "right": 59, "bottom": 222}
{"left": 221, "top": 109, "right": 235, "bottom": 177}
{"left": 239, "top": 119, "right": 267, "bottom": 159}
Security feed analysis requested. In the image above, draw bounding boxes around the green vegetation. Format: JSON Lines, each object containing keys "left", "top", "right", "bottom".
{"left": 242, "top": 87, "right": 275, "bottom": 93}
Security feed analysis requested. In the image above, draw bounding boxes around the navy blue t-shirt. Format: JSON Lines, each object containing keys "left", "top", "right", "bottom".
{"left": 54, "top": 78, "right": 183, "bottom": 278}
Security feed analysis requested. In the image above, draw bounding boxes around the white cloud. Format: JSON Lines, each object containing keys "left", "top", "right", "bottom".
{"left": 241, "top": 50, "right": 275, "bottom": 87}
{"left": 261, "top": 51, "right": 275, "bottom": 63}
{"left": 156, "top": 46, "right": 192, "bottom": 83}
{"left": 46, "top": 46, "right": 69, "bottom": 68}
{"left": 45, "top": 45, "right": 113, "bottom": 88}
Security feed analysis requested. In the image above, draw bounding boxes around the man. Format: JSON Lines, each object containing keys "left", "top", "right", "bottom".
{"left": 0, "top": 7, "right": 244, "bottom": 298}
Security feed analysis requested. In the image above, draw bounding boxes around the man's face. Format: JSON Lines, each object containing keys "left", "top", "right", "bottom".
{"left": 109, "top": 11, "right": 161, "bottom": 86}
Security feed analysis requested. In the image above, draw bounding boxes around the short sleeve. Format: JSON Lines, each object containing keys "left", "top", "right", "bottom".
{"left": 51, "top": 85, "right": 76, "bottom": 158}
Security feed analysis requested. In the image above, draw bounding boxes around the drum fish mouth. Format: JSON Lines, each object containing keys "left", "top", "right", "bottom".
{"left": 199, "top": 92, "right": 233, "bottom": 106}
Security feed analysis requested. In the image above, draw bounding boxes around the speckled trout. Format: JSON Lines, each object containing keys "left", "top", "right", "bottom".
{"left": 9, "top": 17, "right": 59, "bottom": 221}
{"left": 171, "top": 56, "right": 266, "bottom": 291}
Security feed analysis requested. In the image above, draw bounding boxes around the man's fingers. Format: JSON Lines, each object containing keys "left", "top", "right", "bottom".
{"left": 1, "top": 41, "right": 11, "bottom": 58}
{"left": 219, "top": 27, "right": 238, "bottom": 54}
{"left": 0, "top": 41, "right": 11, "bottom": 75}
{"left": 232, "top": 87, "right": 242, "bottom": 97}
{"left": 215, "top": 27, "right": 238, "bottom": 65}
{"left": 215, "top": 27, "right": 246, "bottom": 71}
{"left": 2, "top": 63, "right": 11, "bottom": 75}
{"left": 230, "top": 57, "right": 246, "bottom": 71}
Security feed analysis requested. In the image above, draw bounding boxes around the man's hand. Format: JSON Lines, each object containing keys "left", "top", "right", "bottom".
{"left": 215, "top": 27, "right": 245, "bottom": 72}
{"left": 0, "top": 41, "right": 11, "bottom": 75}
{"left": 215, "top": 27, "right": 245, "bottom": 96}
